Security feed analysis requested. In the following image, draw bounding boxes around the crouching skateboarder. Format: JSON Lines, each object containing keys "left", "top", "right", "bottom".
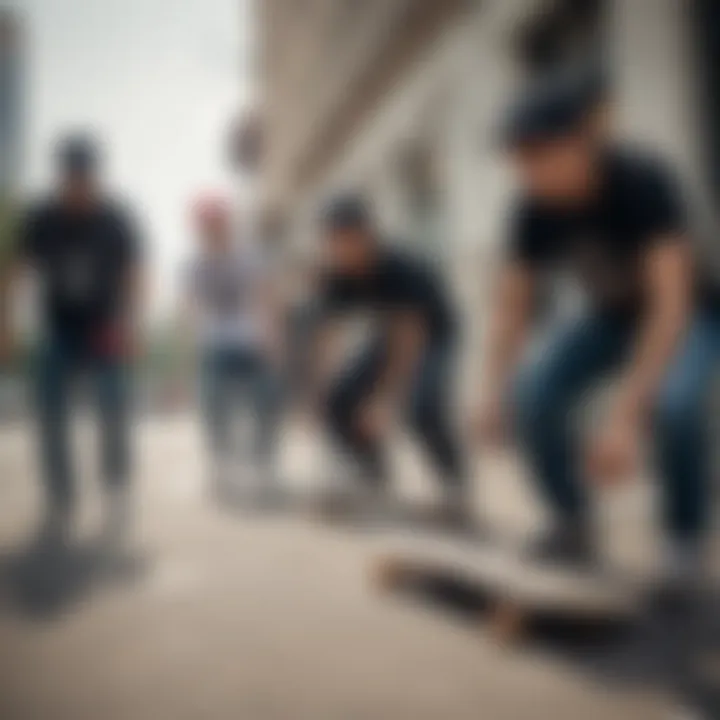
{"left": 312, "top": 196, "right": 472, "bottom": 528}
{"left": 474, "top": 71, "right": 720, "bottom": 607}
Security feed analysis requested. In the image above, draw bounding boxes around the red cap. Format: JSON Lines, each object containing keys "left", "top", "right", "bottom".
{"left": 191, "top": 193, "right": 232, "bottom": 225}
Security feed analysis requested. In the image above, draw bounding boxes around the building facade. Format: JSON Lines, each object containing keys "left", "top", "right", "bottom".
{"left": 259, "top": 0, "right": 719, "bottom": 376}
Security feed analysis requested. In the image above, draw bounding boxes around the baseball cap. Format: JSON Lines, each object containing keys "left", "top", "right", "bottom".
{"left": 191, "top": 192, "right": 232, "bottom": 224}
{"left": 56, "top": 134, "right": 101, "bottom": 175}
{"left": 320, "top": 194, "right": 372, "bottom": 232}
{"left": 498, "top": 63, "right": 609, "bottom": 149}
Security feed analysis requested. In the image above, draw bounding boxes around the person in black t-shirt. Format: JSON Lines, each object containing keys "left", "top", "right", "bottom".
{"left": 313, "top": 195, "right": 469, "bottom": 525}
{"left": 0, "top": 134, "right": 144, "bottom": 547}
{"left": 474, "top": 70, "right": 720, "bottom": 592}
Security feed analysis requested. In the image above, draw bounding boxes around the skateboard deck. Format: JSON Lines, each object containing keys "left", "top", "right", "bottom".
{"left": 370, "top": 531, "right": 641, "bottom": 644}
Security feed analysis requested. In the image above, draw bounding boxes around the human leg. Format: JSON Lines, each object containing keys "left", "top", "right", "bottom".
{"left": 199, "top": 348, "right": 234, "bottom": 460}
{"left": 324, "top": 341, "right": 388, "bottom": 487}
{"left": 248, "top": 356, "right": 284, "bottom": 480}
{"left": 34, "top": 338, "right": 75, "bottom": 516}
{"left": 653, "top": 312, "right": 720, "bottom": 559}
{"left": 94, "top": 356, "right": 133, "bottom": 542}
{"left": 407, "top": 339, "right": 466, "bottom": 491}
{"left": 95, "top": 358, "right": 131, "bottom": 491}
{"left": 512, "top": 314, "right": 631, "bottom": 559}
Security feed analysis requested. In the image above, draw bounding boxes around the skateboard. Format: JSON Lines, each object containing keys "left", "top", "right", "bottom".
{"left": 370, "top": 532, "right": 641, "bottom": 645}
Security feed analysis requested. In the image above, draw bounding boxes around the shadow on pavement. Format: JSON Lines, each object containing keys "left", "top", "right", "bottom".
{"left": 394, "top": 569, "right": 720, "bottom": 716}
{"left": 0, "top": 533, "right": 149, "bottom": 621}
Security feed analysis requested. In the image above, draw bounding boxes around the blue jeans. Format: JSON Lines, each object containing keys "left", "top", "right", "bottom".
{"left": 325, "top": 337, "right": 465, "bottom": 489}
{"left": 513, "top": 311, "right": 720, "bottom": 543}
{"left": 200, "top": 347, "right": 281, "bottom": 464}
{"left": 33, "top": 335, "right": 131, "bottom": 511}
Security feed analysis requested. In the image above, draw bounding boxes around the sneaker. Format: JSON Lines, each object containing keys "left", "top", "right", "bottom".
{"left": 36, "top": 504, "right": 73, "bottom": 550}
{"left": 647, "top": 576, "right": 703, "bottom": 618}
{"left": 649, "top": 541, "right": 707, "bottom": 616}
{"left": 526, "top": 521, "right": 596, "bottom": 568}
{"left": 432, "top": 491, "right": 477, "bottom": 535}
{"left": 102, "top": 486, "right": 133, "bottom": 550}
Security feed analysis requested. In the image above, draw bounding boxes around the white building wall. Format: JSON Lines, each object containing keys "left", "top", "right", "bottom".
{"left": 289, "top": 0, "right": 535, "bottom": 278}
{"left": 289, "top": 0, "right": 700, "bottom": 252}
{"left": 295, "top": 0, "right": 540, "bottom": 395}
{"left": 611, "top": 0, "right": 718, "bottom": 272}
{"left": 289, "top": 2, "right": 534, "bottom": 235}
{"left": 285, "top": 0, "right": 700, "bottom": 389}
{"left": 612, "top": 0, "right": 701, "bottom": 187}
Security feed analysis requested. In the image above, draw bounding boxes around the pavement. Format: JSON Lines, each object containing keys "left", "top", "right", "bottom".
{"left": 0, "top": 414, "right": 694, "bottom": 719}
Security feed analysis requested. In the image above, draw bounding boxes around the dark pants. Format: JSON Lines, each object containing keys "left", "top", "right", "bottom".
{"left": 285, "top": 301, "right": 321, "bottom": 410}
{"left": 325, "top": 337, "right": 464, "bottom": 490}
{"left": 33, "top": 334, "right": 131, "bottom": 512}
{"left": 512, "top": 311, "right": 720, "bottom": 543}
{"left": 200, "top": 347, "right": 280, "bottom": 465}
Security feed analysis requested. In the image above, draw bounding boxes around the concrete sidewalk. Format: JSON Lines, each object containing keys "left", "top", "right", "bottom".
{"left": 0, "top": 416, "right": 675, "bottom": 719}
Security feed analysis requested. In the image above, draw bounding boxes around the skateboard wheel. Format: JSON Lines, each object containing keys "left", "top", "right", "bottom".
{"left": 489, "top": 600, "right": 526, "bottom": 646}
{"left": 371, "top": 556, "right": 408, "bottom": 591}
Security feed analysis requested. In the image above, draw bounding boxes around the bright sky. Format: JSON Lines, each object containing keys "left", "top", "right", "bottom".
{"left": 17, "top": 0, "right": 252, "bottom": 320}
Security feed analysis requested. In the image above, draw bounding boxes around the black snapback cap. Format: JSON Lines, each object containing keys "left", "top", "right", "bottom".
{"left": 499, "top": 63, "right": 609, "bottom": 149}
{"left": 320, "top": 194, "right": 372, "bottom": 232}
{"left": 56, "top": 134, "right": 101, "bottom": 175}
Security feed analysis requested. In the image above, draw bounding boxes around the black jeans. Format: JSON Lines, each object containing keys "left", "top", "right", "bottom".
{"left": 33, "top": 333, "right": 131, "bottom": 512}
{"left": 324, "top": 336, "right": 464, "bottom": 490}
{"left": 200, "top": 346, "right": 281, "bottom": 466}
{"left": 513, "top": 310, "right": 720, "bottom": 543}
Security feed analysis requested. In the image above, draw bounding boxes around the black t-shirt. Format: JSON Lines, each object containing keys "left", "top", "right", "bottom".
{"left": 320, "top": 247, "right": 456, "bottom": 344}
{"left": 509, "top": 146, "right": 707, "bottom": 315}
{"left": 21, "top": 198, "right": 141, "bottom": 337}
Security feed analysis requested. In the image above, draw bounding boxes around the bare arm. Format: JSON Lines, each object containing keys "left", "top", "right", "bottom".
{"left": 373, "top": 312, "right": 425, "bottom": 403}
{"left": 480, "top": 261, "right": 536, "bottom": 399}
{"left": 472, "top": 260, "right": 535, "bottom": 444}
{"left": 258, "top": 269, "right": 284, "bottom": 362}
{"left": 588, "top": 238, "right": 692, "bottom": 483}
{"left": 116, "top": 209, "right": 147, "bottom": 355}
{"left": 125, "top": 261, "right": 145, "bottom": 329}
{"left": 616, "top": 237, "right": 692, "bottom": 421}
{"left": 311, "top": 319, "right": 342, "bottom": 403}
{"left": 115, "top": 259, "right": 146, "bottom": 360}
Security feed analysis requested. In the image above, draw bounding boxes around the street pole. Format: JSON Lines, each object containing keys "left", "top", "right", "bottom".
{"left": 0, "top": 9, "right": 22, "bottom": 263}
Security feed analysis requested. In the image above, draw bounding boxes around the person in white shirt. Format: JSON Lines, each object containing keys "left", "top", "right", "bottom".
{"left": 183, "top": 194, "right": 281, "bottom": 498}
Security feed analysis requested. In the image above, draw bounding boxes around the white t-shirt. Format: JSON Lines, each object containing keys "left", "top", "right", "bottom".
{"left": 187, "top": 247, "right": 269, "bottom": 351}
